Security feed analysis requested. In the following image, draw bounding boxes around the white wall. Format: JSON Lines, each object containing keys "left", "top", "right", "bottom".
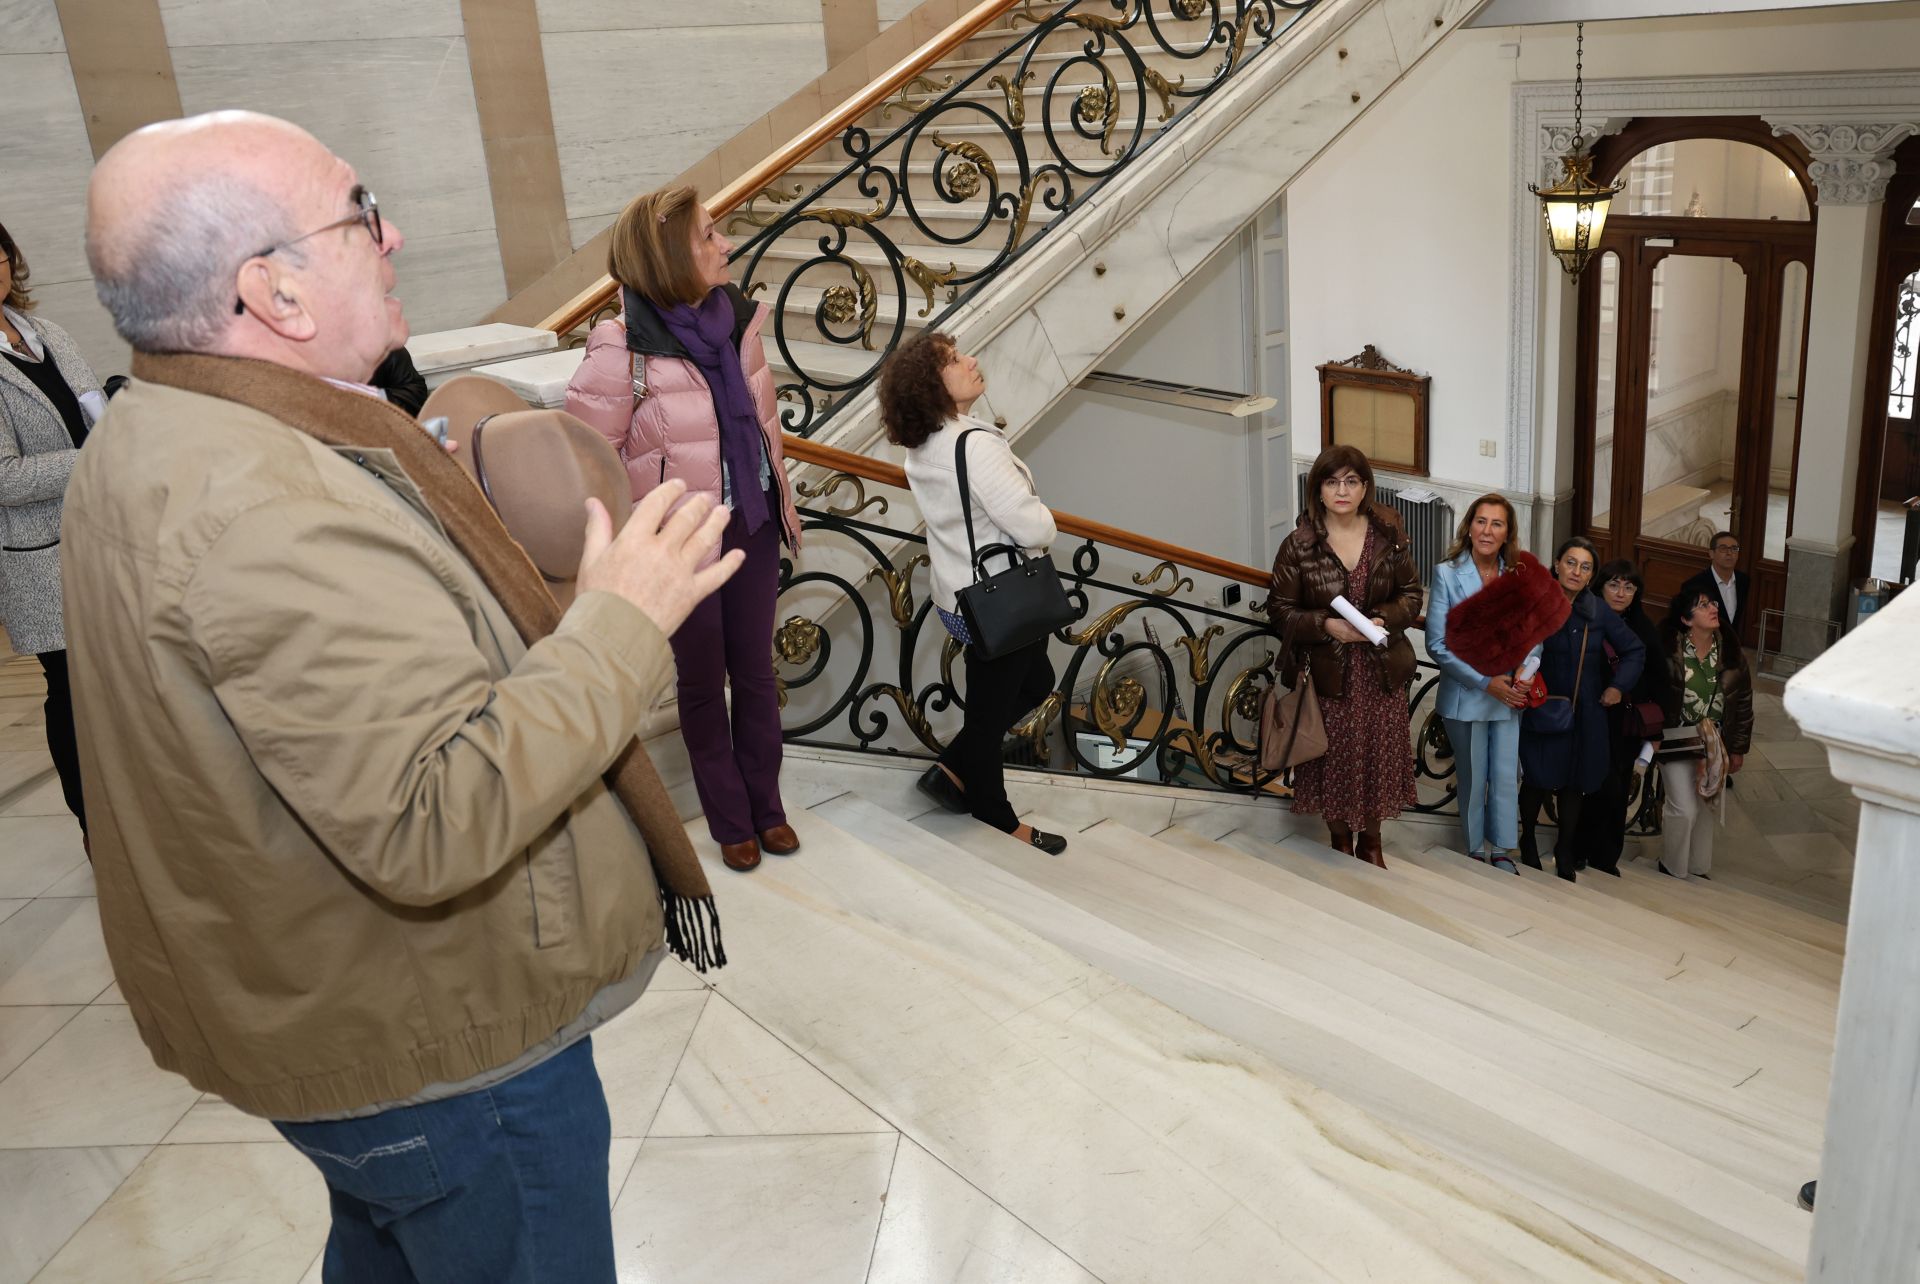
{"left": 1018, "top": 241, "right": 1263, "bottom": 569}
{"left": 1283, "top": 1, "right": 1920, "bottom": 514}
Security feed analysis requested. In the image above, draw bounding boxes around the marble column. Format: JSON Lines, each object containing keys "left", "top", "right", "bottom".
{"left": 1768, "top": 119, "right": 1918, "bottom": 657}
{"left": 1783, "top": 585, "right": 1920, "bottom": 1283}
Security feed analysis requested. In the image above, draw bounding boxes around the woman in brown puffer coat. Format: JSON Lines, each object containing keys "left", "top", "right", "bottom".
{"left": 1267, "top": 445, "right": 1424, "bottom": 866}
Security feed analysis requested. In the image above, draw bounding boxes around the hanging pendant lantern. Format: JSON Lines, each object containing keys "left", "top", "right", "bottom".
{"left": 1529, "top": 23, "right": 1621, "bottom": 279}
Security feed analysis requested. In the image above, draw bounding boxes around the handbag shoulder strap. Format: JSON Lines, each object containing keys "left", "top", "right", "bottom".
{"left": 953, "top": 427, "right": 985, "bottom": 569}
{"left": 1569, "top": 623, "right": 1591, "bottom": 706}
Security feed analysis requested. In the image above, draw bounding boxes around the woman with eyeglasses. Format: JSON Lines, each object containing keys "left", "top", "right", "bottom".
{"left": 566, "top": 186, "right": 803, "bottom": 874}
{"left": 1652, "top": 588, "right": 1752, "bottom": 879}
{"left": 1516, "top": 537, "right": 1644, "bottom": 880}
{"left": 1267, "top": 445, "right": 1422, "bottom": 866}
{"left": 1424, "top": 493, "right": 1535, "bottom": 873}
{"left": 1570, "top": 560, "right": 1671, "bottom": 875}
{"left": 0, "top": 220, "right": 102, "bottom": 842}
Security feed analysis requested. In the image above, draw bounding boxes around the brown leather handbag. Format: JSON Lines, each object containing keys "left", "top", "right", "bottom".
{"left": 1259, "top": 618, "right": 1329, "bottom": 773}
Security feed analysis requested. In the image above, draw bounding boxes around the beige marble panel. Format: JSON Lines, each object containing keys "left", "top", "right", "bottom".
{"left": 0, "top": 1145, "right": 149, "bottom": 1284}
{"left": 163, "top": 1096, "right": 283, "bottom": 1144}
{"left": 535, "top": 0, "right": 823, "bottom": 31}
{"left": 544, "top": 24, "right": 828, "bottom": 224}
{"left": 392, "top": 229, "right": 511, "bottom": 334}
{"left": 568, "top": 212, "right": 615, "bottom": 254}
{"left": 0, "top": 1006, "right": 200, "bottom": 1147}
{"left": 0, "top": 0, "right": 65, "bottom": 52}
{"left": 867, "top": 1137, "right": 1101, "bottom": 1284}
{"left": 171, "top": 39, "right": 494, "bottom": 243}
{"left": 591, "top": 987, "right": 707, "bottom": 1138}
{"left": 32, "top": 1142, "right": 328, "bottom": 1284}
{"left": 158, "top": 0, "right": 463, "bottom": 46}
{"left": 613, "top": 1133, "right": 899, "bottom": 1284}
{"left": 0, "top": 1004, "right": 79, "bottom": 1081}
{"left": 0, "top": 54, "right": 96, "bottom": 285}
{"left": 0, "top": 896, "right": 113, "bottom": 1006}
{"left": 0, "top": 815, "right": 87, "bottom": 898}
{"left": 649, "top": 992, "right": 893, "bottom": 1137}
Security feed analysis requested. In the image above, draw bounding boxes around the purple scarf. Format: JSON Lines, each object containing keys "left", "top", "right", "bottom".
{"left": 658, "top": 287, "right": 769, "bottom": 535}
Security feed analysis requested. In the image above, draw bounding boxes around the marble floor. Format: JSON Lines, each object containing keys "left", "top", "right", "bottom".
{"left": 0, "top": 651, "right": 1852, "bottom": 1282}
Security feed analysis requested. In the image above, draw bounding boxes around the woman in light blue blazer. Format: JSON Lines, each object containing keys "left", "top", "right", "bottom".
{"left": 1425, "top": 494, "right": 1535, "bottom": 872}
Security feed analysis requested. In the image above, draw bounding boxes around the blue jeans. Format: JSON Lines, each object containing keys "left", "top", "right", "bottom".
{"left": 275, "top": 1037, "right": 615, "bottom": 1284}
{"left": 1444, "top": 714, "right": 1520, "bottom": 853}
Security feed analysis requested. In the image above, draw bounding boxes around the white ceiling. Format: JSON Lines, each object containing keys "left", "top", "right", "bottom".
{"left": 1466, "top": 0, "right": 1909, "bottom": 26}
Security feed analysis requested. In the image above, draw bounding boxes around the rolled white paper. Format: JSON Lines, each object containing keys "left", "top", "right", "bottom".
{"left": 1330, "top": 595, "right": 1388, "bottom": 647}
{"left": 1516, "top": 655, "right": 1541, "bottom": 682}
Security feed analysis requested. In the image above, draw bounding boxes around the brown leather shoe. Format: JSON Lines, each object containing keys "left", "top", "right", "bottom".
{"left": 759, "top": 824, "right": 800, "bottom": 856}
{"left": 721, "top": 839, "right": 762, "bottom": 871}
{"left": 1355, "top": 831, "right": 1387, "bottom": 868}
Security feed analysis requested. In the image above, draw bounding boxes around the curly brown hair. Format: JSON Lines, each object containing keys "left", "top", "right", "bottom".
{"left": 878, "top": 330, "right": 958, "bottom": 448}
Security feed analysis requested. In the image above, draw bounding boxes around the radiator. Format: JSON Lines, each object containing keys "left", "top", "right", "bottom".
{"left": 1295, "top": 475, "right": 1454, "bottom": 589}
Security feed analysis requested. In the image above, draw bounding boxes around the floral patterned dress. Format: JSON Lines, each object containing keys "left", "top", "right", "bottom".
{"left": 1289, "top": 528, "right": 1419, "bottom": 829}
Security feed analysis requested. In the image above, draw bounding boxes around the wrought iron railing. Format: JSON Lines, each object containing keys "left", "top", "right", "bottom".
{"left": 772, "top": 445, "right": 1665, "bottom": 833}
{"left": 714, "top": 0, "right": 1318, "bottom": 436}
{"left": 773, "top": 462, "right": 1464, "bottom": 814}
{"left": 551, "top": 2, "right": 1321, "bottom": 399}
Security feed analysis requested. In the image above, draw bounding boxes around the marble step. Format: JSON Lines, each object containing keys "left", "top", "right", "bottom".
{"left": 703, "top": 806, "right": 1676, "bottom": 1283}
{"left": 1386, "top": 844, "right": 1838, "bottom": 1045}
{"left": 1400, "top": 845, "right": 1842, "bottom": 1033}
{"left": 917, "top": 812, "right": 1819, "bottom": 1194}
{"left": 864, "top": 801, "right": 1805, "bottom": 1283}
{"left": 1099, "top": 824, "right": 1824, "bottom": 1154}
{"left": 1219, "top": 831, "right": 1835, "bottom": 1071}
{"left": 1156, "top": 826, "right": 1831, "bottom": 1111}
{"left": 1707, "top": 867, "right": 1850, "bottom": 927}
{"left": 1612, "top": 859, "right": 1848, "bottom": 960}
{"left": 1452, "top": 844, "right": 1847, "bottom": 1002}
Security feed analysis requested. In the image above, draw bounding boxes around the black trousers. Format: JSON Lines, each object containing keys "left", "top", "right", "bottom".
{"left": 35, "top": 649, "right": 87, "bottom": 835}
{"left": 1518, "top": 782, "right": 1582, "bottom": 881}
{"left": 1573, "top": 736, "right": 1638, "bottom": 874}
{"left": 938, "top": 638, "right": 1055, "bottom": 833}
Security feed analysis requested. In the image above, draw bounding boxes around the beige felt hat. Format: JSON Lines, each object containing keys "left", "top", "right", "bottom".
{"left": 420, "top": 376, "right": 633, "bottom": 607}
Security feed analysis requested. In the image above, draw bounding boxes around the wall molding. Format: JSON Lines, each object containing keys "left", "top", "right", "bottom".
{"left": 52, "top": 0, "right": 183, "bottom": 159}
{"left": 1504, "top": 69, "right": 1920, "bottom": 496}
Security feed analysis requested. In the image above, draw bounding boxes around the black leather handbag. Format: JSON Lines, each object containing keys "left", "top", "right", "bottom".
{"left": 951, "top": 429, "right": 1075, "bottom": 660}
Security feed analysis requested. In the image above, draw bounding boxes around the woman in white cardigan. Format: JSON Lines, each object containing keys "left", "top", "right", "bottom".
{"left": 880, "top": 331, "right": 1068, "bottom": 855}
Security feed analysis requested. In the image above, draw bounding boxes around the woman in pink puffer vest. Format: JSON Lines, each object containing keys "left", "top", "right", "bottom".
{"left": 566, "top": 186, "right": 804, "bottom": 873}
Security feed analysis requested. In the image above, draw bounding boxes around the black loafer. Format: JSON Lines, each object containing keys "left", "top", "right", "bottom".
{"left": 1026, "top": 828, "right": 1067, "bottom": 855}
{"left": 916, "top": 764, "right": 968, "bottom": 814}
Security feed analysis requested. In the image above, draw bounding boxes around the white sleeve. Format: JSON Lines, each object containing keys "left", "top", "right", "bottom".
{"left": 966, "top": 434, "right": 1057, "bottom": 552}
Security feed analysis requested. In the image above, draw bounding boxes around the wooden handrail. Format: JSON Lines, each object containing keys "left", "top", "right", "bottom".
{"left": 538, "top": 0, "right": 1027, "bottom": 338}
{"left": 782, "top": 434, "right": 1273, "bottom": 590}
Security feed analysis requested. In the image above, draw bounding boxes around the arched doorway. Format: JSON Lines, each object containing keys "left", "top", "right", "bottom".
{"left": 1574, "top": 117, "right": 1817, "bottom": 644}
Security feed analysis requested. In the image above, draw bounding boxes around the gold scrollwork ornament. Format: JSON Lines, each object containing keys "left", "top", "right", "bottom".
{"left": 989, "top": 70, "right": 1034, "bottom": 129}
{"left": 882, "top": 73, "right": 954, "bottom": 121}
{"left": 725, "top": 182, "right": 807, "bottom": 235}
{"left": 1130, "top": 560, "right": 1196, "bottom": 598}
{"left": 795, "top": 471, "right": 890, "bottom": 519}
{"left": 1090, "top": 670, "right": 1146, "bottom": 753}
{"left": 1174, "top": 624, "right": 1226, "bottom": 686}
{"left": 867, "top": 552, "right": 930, "bottom": 631}
{"left": 901, "top": 256, "right": 961, "bottom": 318}
{"left": 1172, "top": 0, "right": 1208, "bottom": 18}
{"left": 1009, "top": 690, "right": 1065, "bottom": 760}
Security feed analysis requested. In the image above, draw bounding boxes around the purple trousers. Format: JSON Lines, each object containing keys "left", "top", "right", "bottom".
{"left": 669, "top": 502, "right": 787, "bottom": 846}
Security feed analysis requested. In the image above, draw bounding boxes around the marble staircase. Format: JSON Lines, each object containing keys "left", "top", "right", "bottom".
{"left": 709, "top": 771, "right": 1841, "bottom": 1282}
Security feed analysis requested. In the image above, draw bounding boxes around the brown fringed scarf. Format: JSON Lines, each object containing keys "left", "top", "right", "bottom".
{"left": 134, "top": 351, "right": 725, "bottom": 970}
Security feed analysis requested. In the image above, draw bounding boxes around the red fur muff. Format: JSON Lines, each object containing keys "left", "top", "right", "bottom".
{"left": 1442, "top": 551, "right": 1572, "bottom": 677}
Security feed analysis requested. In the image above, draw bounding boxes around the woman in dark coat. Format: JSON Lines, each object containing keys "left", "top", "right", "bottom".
{"left": 1267, "top": 445, "right": 1423, "bottom": 867}
{"left": 1570, "top": 559, "right": 1672, "bottom": 876}
{"left": 1517, "top": 537, "right": 1644, "bottom": 880}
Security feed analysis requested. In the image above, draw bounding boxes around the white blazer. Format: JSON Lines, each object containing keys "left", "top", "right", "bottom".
{"left": 903, "top": 415, "right": 1057, "bottom": 613}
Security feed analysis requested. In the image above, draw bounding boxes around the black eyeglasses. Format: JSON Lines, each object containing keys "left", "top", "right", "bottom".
{"left": 234, "top": 186, "right": 383, "bottom": 315}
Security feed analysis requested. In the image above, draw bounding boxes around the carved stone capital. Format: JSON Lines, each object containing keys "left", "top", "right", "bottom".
{"left": 1768, "top": 119, "right": 1920, "bottom": 204}
{"left": 1535, "top": 117, "right": 1628, "bottom": 187}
